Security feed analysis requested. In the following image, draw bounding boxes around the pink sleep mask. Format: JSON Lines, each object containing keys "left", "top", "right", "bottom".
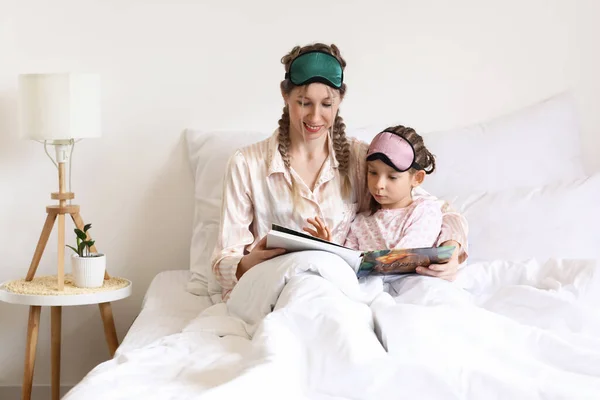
{"left": 366, "top": 131, "right": 423, "bottom": 172}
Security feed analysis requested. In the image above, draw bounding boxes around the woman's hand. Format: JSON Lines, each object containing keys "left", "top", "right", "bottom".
{"left": 302, "top": 216, "right": 332, "bottom": 241}
{"left": 416, "top": 240, "right": 461, "bottom": 281}
{"left": 236, "top": 236, "right": 286, "bottom": 280}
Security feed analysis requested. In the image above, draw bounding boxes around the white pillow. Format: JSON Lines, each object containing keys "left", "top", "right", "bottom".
{"left": 185, "top": 130, "right": 270, "bottom": 295}
{"left": 419, "top": 92, "right": 585, "bottom": 198}
{"left": 448, "top": 173, "right": 600, "bottom": 262}
{"left": 184, "top": 93, "right": 585, "bottom": 296}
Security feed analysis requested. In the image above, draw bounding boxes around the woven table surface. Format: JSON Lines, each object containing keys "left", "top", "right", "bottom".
{"left": 1, "top": 274, "right": 129, "bottom": 296}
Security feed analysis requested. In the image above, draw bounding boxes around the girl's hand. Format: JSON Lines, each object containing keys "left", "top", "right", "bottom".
{"left": 416, "top": 240, "right": 460, "bottom": 281}
{"left": 303, "top": 216, "right": 332, "bottom": 241}
{"left": 236, "top": 236, "right": 286, "bottom": 280}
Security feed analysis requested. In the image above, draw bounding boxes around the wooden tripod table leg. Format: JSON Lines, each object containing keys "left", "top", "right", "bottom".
{"left": 22, "top": 306, "right": 41, "bottom": 400}
{"left": 98, "top": 302, "right": 119, "bottom": 357}
{"left": 26, "top": 214, "right": 57, "bottom": 281}
{"left": 70, "top": 213, "right": 110, "bottom": 280}
{"left": 51, "top": 306, "right": 62, "bottom": 400}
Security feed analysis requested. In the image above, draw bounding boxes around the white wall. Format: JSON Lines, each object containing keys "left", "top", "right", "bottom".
{"left": 1, "top": 0, "right": 598, "bottom": 391}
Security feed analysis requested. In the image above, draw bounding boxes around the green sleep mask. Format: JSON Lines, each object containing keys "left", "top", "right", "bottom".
{"left": 285, "top": 50, "right": 343, "bottom": 89}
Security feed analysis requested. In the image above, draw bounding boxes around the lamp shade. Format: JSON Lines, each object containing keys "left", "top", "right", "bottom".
{"left": 18, "top": 73, "right": 101, "bottom": 141}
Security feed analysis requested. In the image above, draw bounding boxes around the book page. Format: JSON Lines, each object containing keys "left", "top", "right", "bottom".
{"left": 271, "top": 224, "right": 349, "bottom": 249}
{"left": 267, "top": 225, "right": 362, "bottom": 271}
{"left": 357, "top": 246, "right": 455, "bottom": 277}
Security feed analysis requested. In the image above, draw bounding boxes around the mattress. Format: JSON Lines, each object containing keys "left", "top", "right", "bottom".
{"left": 117, "top": 270, "right": 213, "bottom": 355}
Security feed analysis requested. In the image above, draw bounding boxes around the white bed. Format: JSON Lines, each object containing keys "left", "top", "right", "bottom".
{"left": 63, "top": 93, "right": 600, "bottom": 399}
{"left": 116, "top": 270, "right": 213, "bottom": 356}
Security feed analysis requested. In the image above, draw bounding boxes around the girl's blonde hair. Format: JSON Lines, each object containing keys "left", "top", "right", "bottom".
{"left": 278, "top": 43, "right": 351, "bottom": 210}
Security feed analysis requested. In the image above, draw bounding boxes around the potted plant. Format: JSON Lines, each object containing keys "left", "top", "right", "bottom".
{"left": 66, "top": 223, "right": 106, "bottom": 288}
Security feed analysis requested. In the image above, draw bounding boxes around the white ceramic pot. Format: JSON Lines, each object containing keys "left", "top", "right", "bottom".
{"left": 71, "top": 254, "right": 106, "bottom": 288}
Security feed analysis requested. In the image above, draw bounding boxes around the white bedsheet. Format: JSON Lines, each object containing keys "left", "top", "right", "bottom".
{"left": 64, "top": 252, "right": 600, "bottom": 400}
{"left": 117, "top": 270, "right": 213, "bottom": 355}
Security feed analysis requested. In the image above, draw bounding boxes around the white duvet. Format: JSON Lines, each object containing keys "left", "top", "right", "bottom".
{"left": 64, "top": 251, "right": 600, "bottom": 400}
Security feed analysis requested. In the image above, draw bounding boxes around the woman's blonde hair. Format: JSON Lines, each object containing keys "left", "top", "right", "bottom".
{"left": 278, "top": 43, "right": 351, "bottom": 211}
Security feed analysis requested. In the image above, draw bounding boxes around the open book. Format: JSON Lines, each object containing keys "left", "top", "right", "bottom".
{"left": 266, "top": 224, "right": 455, "bottom": 277}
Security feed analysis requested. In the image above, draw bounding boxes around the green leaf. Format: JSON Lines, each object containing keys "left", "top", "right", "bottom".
{"left": 87, "top": 240, "right": 95, "bottom": 248}
{"left": 75, "top": 229, "right": 87, "bottom": 241}
{"left": 78, "top": 242, "right": 86, "bottom": 256}
{"left": 66, "top": 245, "right": 79, "bottom": 254}
{"left": 83, "top": 223, "right": 92, "bottom": 233}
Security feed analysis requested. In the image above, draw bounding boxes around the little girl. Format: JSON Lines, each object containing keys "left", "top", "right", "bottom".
{"left": 304, "top": 125, "right": 443, "bottom": 255}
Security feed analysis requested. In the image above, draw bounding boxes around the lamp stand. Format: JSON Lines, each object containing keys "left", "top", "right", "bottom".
{"left": 24, "top": 152, "right": 110, "bottom": 290}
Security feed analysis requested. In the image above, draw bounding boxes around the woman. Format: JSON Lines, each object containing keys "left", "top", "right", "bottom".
{"left": 211, "top": 43, "right": 467, "bottom": 300}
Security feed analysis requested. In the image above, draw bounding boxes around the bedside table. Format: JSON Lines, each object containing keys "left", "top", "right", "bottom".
{"left": 0, "top": 274, "right": 132, "bottom": 400}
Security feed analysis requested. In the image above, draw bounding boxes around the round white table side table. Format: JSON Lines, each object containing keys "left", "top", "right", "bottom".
{"left": 0, "top": 277, "right": 132, "bottom": 400}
